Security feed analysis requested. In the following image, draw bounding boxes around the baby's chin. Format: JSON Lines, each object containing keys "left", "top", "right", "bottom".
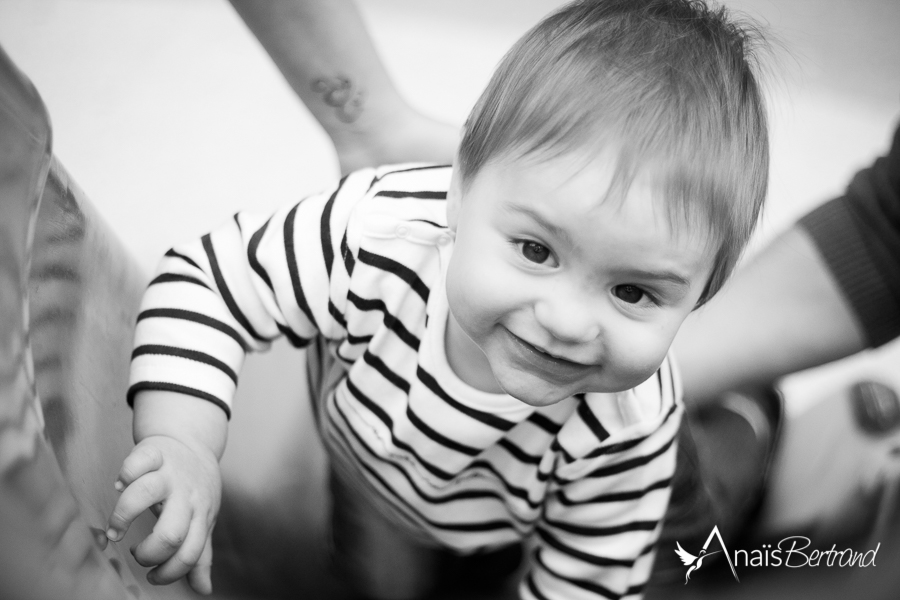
{"left": 497, "top": 370, "right": 656, "bottom": 406}
{"left": 496, "top": 375, "right": 583, "bottom": 408}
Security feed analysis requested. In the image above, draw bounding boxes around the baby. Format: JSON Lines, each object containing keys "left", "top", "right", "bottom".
{"left": 108, "top": 1, "right": 769, "bottom": 598}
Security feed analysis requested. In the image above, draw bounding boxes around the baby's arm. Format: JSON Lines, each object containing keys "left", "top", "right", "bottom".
{"left": 528, "top": 378, "right": 682, "bottom": 599}
{"left": 107, "top": 173, "right": 368, "bottom": 592}
{"left": 107, "top": 390, "right": 227, "bottom": 595}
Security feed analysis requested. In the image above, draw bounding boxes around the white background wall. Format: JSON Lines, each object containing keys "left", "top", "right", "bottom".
{"left": 1, "top": 0, "right": 897, "bottom": 275}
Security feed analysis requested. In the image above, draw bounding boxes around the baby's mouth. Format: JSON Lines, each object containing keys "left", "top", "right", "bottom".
{"left": 508, "top": 331, "right": 595, "bottom": 368}
{"left": 529, "top": 342, "right": 583, "bottom": 365}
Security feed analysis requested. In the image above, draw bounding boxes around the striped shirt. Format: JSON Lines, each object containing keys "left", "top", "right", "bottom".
{"left": 129, "top": 164, "right": 682, "bottom": 600}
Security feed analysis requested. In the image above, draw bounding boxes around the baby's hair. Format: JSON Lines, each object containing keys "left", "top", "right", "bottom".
{"left": 457, "top": 0, "right": 770, "bottom": 303}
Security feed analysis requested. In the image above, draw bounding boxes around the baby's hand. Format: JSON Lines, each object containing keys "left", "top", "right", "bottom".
{"left": 107, "top": 435, "right": 222, "bottom": 595}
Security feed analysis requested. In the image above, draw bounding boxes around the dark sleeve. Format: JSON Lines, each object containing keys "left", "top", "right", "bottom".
{"left": 797, "top": 123, "right": 900, "bottom": 348}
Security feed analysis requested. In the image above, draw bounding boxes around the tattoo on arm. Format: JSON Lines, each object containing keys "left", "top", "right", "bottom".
{"left": 311, "top": 76, "right": 365, "bottom": 123}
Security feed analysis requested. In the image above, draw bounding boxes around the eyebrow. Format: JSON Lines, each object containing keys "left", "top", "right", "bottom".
{"left": 502, "top": 204, "right": 573, "bottom": 246}
{"left": 618, "top": 268, "right": 691, "bottom": 289}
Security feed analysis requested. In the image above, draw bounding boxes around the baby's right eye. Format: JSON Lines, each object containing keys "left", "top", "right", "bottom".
{"left": 521, "top": 241, "right": 551, "bottom": 264}
{"left": 613, "top": 284, "right": 647, "bottom": 304}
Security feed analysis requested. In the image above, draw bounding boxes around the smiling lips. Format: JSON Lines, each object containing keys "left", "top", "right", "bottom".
{"left": 503, "top": 328, "right": 599, "bottom": 381}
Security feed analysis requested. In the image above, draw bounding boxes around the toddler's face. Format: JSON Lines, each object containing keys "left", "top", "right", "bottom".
{"left": 445, "top": 153, "right": 715, "bottom": 406}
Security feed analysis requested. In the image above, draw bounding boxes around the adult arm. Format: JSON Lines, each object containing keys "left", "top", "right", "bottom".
{"left": 674, "top": 225, "right": 866, "bottom": 403}
{"left": 676, "top": 123, "right": 900, "bottom": 402}
{"left": 228, "top": 0, "right": 458, "bottom": 173}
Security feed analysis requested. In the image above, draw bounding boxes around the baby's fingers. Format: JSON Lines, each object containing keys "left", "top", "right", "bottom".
{"left": 146, "top": 514, "right": 212, "bottom": 589}
{"left": 131, "top": 495, "right": 191, "bottom": 567}
{"left": 186, "top": 537, "right": 214, "bottom": 595}
{"left": 116, "top": 442, "right": 164, "bottom": 491}
{"left": 107, "top": 472, "right": 167, "bottom": 542}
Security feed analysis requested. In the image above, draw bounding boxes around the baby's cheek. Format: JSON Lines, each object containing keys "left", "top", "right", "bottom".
{"left": 448, "top": 251, "right": 508, "bottom": 312}
{"left": 448, "top": 273, "right": 503, "bottom": 333}
{"left": 609, "top": 329, "right": 672, "bottom": 388}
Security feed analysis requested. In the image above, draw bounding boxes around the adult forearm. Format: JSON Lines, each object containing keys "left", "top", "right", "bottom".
{"left": 675, "top": 225, "right": 867, "bottom": 402}
{"left": 229, "top": 0, "right": 407, "bottom": 143}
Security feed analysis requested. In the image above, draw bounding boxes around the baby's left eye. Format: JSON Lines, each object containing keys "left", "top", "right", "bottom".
{"left": 521, "top": 241, "right": 551, "bottom": 264}
{"left": 613, "top": 285, "right": 646, "bottom": 304}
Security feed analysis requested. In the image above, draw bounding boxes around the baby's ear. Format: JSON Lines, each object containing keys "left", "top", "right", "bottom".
{"left": 446, "top": 166, "right": 462, "bottom": 233}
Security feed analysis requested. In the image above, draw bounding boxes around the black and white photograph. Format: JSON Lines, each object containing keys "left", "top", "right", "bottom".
{"left": 0, "top": 1, "right": 898, "bottom": 599}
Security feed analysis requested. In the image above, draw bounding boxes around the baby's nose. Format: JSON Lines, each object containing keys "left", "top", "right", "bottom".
{"left": 534, "top": 298, "right": 601, "bottom": 344}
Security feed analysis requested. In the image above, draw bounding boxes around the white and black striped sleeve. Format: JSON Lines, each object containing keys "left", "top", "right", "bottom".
{"left": 522, "top": 365, "right": 682, "bottom": 600}
{"left": 128, "top": 170, "right": 374, "bottom": 417}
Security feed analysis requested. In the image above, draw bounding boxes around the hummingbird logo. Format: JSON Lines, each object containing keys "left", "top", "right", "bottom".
{"left": 674, "top": 525, "right": 740, "bottom": 585}
{"left": 675, "top": 543, "right": 720, "bottom": 584}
